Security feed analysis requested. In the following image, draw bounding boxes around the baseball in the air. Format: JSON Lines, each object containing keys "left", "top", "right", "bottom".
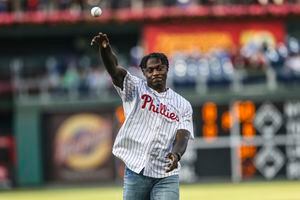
{"left": 91, "top": 7, "right": 102, "bottom": 17}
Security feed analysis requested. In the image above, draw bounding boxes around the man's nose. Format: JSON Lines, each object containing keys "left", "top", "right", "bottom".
{"left": 152, "top": 69, "right": 160, "bottom": 75}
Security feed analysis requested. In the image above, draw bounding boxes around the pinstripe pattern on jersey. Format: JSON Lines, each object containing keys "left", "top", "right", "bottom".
{"left": 112, "top": 72, "right": 194, "bottom": 178}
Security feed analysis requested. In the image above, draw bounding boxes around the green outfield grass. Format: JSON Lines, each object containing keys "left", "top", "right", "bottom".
{"left": 1, "top": 181, "right": 300, "bottom": 200}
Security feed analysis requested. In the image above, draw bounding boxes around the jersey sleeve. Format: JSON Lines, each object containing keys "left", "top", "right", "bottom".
{"left": 177, "top": 102, "right": 194, "bottom": 139}
{"left": 113, "top": 71, "right": 140, "bottom": 102}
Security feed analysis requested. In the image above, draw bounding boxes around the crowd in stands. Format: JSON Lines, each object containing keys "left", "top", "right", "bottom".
{"left": 0, "top": 0, "right": 298, "bottom": 13}
{"left": 169, "top": 36, "right": 300, "bottom": 89}
{"left": 10, "top": 36, "right": 300, "bottom": 99}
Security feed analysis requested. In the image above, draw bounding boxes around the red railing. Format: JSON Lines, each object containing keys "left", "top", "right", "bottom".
{"left": 1, "top": 4, "right": 300, "bottom": 25}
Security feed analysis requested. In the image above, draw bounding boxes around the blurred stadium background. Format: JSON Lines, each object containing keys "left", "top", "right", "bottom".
{"left": 1, "top": 0, "right": 300, "bottom": 199}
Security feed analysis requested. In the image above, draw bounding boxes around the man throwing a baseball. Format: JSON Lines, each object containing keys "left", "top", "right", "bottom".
{"left": 91, "top": 33, "right": 194, "bottom": 200}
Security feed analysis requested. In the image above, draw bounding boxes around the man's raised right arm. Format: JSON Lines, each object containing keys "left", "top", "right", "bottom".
{"left": 91, "top": 33, "right": 127, "bottom": 89}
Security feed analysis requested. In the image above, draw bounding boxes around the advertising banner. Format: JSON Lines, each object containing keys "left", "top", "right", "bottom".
{"left": 143, "top": 20, "right": 285, "bottom": 56}
{"left": 44, "top": 112, "right": 114, "bottom": 182}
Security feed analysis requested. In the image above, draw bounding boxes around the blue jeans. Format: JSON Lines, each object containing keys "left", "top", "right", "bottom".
{"left": 123, "top": 167, "right": 179, "bottom": 200}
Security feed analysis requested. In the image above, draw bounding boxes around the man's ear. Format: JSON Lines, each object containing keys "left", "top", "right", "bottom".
{"left": 141, "top": 68, "right": 146, "bottom": 76}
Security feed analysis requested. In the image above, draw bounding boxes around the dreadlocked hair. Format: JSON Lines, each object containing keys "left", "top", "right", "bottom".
{"left": 139, "top": 52, "right": 169, "bottom": 69}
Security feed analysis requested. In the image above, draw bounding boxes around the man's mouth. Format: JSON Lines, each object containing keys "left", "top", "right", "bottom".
{"left": 152, "top": 77, "right": 163, "bottom": 82}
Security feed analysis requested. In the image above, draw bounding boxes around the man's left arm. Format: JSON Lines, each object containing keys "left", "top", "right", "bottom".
{"left": 165, "top": 101, "right": 193, "bottom": 173}
{"left": 165, "top": 129, "right": 190, "bottom": 173}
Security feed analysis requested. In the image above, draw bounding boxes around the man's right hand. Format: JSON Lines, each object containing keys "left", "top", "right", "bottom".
{"left": 90, "top": 32, "right": 109, "bottom": 49}
{"left": 90, "top": 32, "right": 127, "bottom": 89}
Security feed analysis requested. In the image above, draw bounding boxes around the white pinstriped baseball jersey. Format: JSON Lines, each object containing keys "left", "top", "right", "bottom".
{"left": 112, "top": 71, "right": 194, "bottom": 178}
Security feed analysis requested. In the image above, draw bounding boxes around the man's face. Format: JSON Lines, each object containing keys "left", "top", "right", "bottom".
{"left": 142, "top": 57, "right": 168, "bottom": 91}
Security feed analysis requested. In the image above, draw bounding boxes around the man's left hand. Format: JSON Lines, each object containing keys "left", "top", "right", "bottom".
{"left": 165, "top": 152, "right": 179, "bottom": 172}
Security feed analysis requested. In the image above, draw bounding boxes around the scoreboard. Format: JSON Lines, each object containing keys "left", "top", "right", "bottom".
{"left": 180, "top": 100, "right": 300, "bottom": 182}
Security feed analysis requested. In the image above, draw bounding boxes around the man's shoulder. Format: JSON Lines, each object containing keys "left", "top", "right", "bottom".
{"left": 169, "top": 89, "right": 192, "bottom": 108}
{"left": 124, "top": 71, "right": 145, "bottom": 88}
{"left": 127, "top": 71, "right": 144, "bottom": 83}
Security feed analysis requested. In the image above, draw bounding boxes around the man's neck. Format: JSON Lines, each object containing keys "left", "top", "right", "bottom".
{"left": 148, "top": 84, "right": 167, "bottom": 93}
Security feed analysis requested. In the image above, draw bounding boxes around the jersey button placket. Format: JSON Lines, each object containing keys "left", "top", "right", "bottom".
{"left": 156, "top": 116, "right": 163, "bottom": 131}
